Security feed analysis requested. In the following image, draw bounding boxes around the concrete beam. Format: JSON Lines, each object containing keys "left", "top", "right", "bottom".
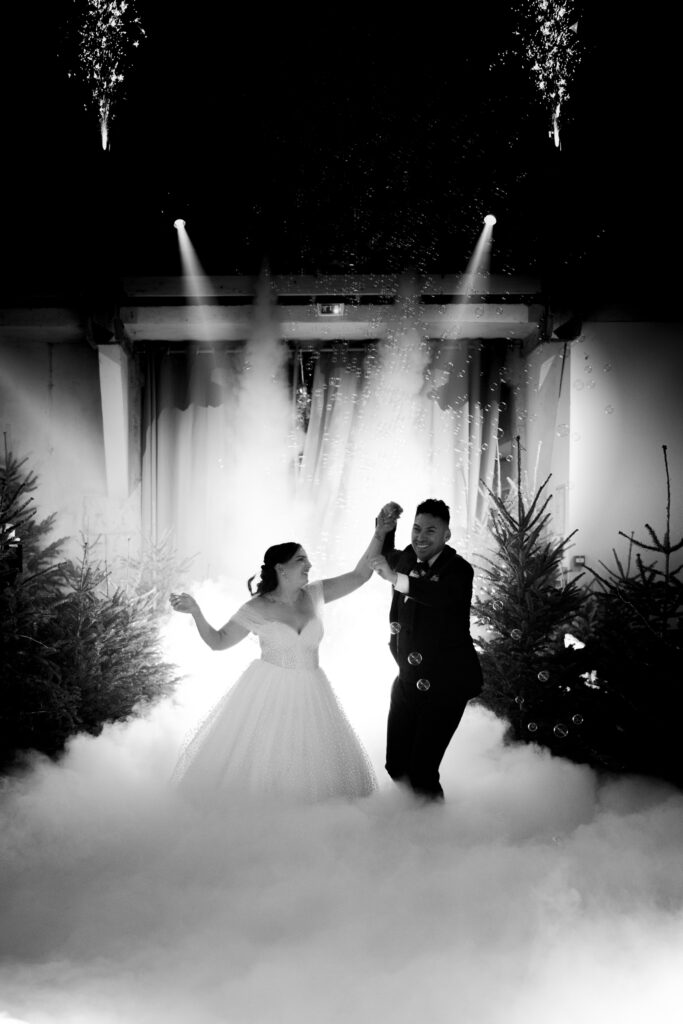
{"left": 120, "top": 301, "right": 543, "bottom": 344}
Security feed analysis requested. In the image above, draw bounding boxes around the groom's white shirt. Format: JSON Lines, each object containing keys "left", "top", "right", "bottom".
{"left": 394, "top": 554, "right": 438, "bottom": 594}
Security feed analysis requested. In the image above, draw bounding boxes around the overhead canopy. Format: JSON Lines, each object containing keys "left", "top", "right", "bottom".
{"left": 0, "top": 275, "right": 545, "bottom": 349}
{"left": 119, "top": 274, "right": 545, "bottom": 347}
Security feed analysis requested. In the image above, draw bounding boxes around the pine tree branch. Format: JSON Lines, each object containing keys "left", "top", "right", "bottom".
{"left": 585, "top": 562, "right": 622, "bottom": 589}
{"left": 0, "top": 494, "right": 35, "bottom": 523}
{"left": 16, "top": 634, "right": 56, "bottom": 651}
{"left": 486, "top": 492, "right": 518, "bottom": 533}
{"left": 520, "top": 475, "right": 553, "bottom": 531}
{"left": 18, "top": 562, "right": 69, "bottom": 587}
{"left": 643, "top": 525, "right": 683, "bottom": 554}
{"left": 663, "top": 444, "right": 671, "bottom": 552}
{"left": 515, "top": 435, "right": 524, "bottom": 524}
{"left": 524, "top": 515, "right": 555, "bottom": 554}
{"left": 618, "top": 529, "right": 662, "bottom": 554}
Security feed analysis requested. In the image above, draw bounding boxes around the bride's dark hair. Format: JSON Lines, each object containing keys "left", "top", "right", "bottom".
{"left": 247, "top": 541, "right": 301, "bottom": 596}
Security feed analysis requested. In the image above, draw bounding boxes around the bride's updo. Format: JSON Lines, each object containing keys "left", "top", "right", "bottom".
{"left": 247, "top": 541, "right": 301, "bottom": 596}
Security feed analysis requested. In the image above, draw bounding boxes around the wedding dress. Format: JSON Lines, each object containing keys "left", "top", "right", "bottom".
{"left": 173, "top": 582, "right": 376, "bottom": 803}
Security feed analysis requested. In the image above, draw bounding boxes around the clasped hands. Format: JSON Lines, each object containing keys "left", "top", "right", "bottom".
{"left": 371, "top": 501, "right": 402, "bottom": 583}
{"left": 375, "top": 500, "right": 402, "bottom": 535}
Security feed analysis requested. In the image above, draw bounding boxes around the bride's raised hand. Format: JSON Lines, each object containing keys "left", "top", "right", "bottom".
{"left": 170, "top": 592, "right": 199, "bottom": 615}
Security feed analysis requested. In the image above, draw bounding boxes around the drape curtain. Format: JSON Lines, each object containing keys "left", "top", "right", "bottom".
{"left": 295, "top": 336, "right": 508, "bottom": 564}
{"left": 142, "top": 346, "right": 255, "bottom": 580}
{"left": 141, "top": 331, "right": 513, "bottom": 581}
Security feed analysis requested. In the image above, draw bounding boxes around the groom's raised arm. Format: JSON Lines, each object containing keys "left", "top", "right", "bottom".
{"left": 377, "top": 503, "right": 403, "bottom": 571}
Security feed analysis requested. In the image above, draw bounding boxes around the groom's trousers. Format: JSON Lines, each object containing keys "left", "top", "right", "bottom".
{"left": 385, "top": 677, "right": 469, "bottom": 799}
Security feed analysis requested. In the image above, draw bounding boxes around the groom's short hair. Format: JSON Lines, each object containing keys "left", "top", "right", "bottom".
{"left": 415, "top": 498, "right": 450, "bottom": 525}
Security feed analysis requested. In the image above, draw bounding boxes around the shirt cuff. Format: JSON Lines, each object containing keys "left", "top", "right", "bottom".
{"left": 394, "top": 572, "right": 409, "bottom": 594}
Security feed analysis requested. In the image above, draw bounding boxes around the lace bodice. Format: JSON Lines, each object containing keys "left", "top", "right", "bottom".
{"left": 232, "top": 582, "right": 324, "bottom": 670}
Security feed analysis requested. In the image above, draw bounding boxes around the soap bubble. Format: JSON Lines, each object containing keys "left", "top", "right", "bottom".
{"left": 416, "top": 678, "right": 431, "bottom": 691}
{"left": 389, "top": 622, "right": 401, "bottom": 634}
{"left": 510, "top": 628, "right": 523, "bottom": 640}
{"left": 572, "top": 714, "right": 584, "bottom": 725}
{"left": 407, "top": 652, "right": 423, "bottom": 666}
{"left": 537, "top": 670, "right": 550, "bottom": 682}
{"left": 528, "top": 722, "right": 538, "bottom": 733}
{"left": 553, "top": 723, "right": 569, "bottom": 739}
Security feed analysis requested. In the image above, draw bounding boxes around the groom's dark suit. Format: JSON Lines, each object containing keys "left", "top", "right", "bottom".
{"left": 381, "top": 533, "right": 482, "bottom": 798}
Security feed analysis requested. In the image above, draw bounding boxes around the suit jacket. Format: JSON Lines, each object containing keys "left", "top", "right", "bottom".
{"left": 382, "top": 534, "right": 483, "bottom": 702}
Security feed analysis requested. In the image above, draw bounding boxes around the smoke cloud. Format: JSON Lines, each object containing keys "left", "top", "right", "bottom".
{"left": 2, "top": 594, "right": 683, "bottom": 1024}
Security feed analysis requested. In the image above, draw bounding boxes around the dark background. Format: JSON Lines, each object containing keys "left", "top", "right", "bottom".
{"left": 1, "top": 3, "right": 678, "bottom": 313}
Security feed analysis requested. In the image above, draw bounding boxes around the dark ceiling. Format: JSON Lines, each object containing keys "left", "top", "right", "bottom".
{"left": 1, "top": 4, "right": 677, "bottom": 316}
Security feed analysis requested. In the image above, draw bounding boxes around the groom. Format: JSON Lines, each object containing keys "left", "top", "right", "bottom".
{"left": 371, "top": 499, "right": 482, "bottom": 800}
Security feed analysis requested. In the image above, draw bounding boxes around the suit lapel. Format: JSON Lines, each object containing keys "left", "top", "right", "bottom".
{"left": 417, "top": 547, "right": 450, "bottom": 578}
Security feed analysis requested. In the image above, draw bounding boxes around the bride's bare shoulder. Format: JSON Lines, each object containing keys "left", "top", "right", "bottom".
{"left": 246, "top": 594, "right": 276, "bottom": 620}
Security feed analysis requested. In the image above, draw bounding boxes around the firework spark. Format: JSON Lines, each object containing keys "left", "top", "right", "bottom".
{"left": 71, "top": 0, "right": 145, "bottom": 150}
{"left": 519, "top": 1, "right": 581, "bottom": 149}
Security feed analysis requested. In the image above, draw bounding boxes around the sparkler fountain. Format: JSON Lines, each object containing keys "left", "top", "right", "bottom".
{"left": 519, "top": 1, "right": 581, "bottom": 149}
{"left": 71, "top": 0, "right": 145, "bottom": 151}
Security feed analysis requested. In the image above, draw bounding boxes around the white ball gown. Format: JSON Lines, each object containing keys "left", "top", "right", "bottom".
{"left": 173, "top": 582, "right": 377, "bottom": 803}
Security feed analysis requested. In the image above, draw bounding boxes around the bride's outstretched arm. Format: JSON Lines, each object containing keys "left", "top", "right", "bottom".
{"left": 321, "top": 501, "right": 402, "bottom": 603}
{"left": 170, "top": 593, "right": 249, "bottom": 650}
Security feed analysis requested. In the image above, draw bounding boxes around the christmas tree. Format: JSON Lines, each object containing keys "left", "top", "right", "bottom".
{"left": 122, "top": 528, "right": 195, "bottom": 615}
{"left": 1, "top": 448, "right": 73, "bottom": 761}
{"left": 0, "top": 447, "right": 178, "bottom": 771}
{"left": 473, "top": 437, "right": 597, "bottom": 765}
{"left": 584, "top": 445, "right": 683, "bottom": 785}
{"left": 51, "top": 541, "right": 179, "bottom": 740}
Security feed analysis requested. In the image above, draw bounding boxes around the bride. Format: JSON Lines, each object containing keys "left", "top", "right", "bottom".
{"left": 170, "top": 502, "right": 402, "bottom": 803}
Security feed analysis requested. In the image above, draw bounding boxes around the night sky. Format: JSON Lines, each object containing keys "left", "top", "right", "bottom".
{"left": 2, "top": 3, "right": 678, "bottom": 313}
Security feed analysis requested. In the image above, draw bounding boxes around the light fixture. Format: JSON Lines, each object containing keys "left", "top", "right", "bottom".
{"left": 173, "top": 219, "right": 186, "bottom": 230}
{"left": 484, "top": 214, "right": 497, "bottom": 226}
{"left": 317, "top": 302, "right": 344, "bottom": 317}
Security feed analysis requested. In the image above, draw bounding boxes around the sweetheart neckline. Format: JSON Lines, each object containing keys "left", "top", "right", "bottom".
{"left": 262, "top": 616, "right": 318, "bottom": 637}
